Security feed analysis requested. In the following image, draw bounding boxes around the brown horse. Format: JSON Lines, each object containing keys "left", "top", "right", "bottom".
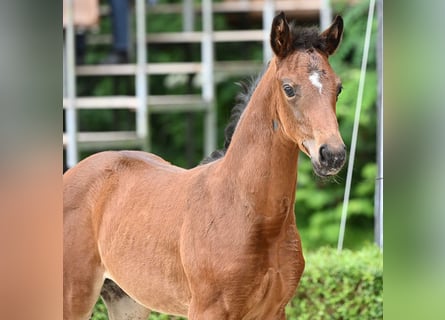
{"left": 64, "top": 12, "right": 345, "bottom": 320}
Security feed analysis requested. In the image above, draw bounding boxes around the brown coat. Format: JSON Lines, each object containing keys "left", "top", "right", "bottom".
{"left": 63, "top": 0, "right": 99, "bottom": 28}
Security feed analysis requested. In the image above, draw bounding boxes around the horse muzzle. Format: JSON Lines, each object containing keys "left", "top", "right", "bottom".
{"left": 302, "top": 139, "right": 346, "bottom": 177}
{"left": 312, "top": 143, "right": 346, "bottom": 177}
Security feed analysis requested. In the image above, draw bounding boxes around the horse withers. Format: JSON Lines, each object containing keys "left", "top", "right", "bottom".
{"left": 64, "top": 12, "right": 345, "bottom": 320}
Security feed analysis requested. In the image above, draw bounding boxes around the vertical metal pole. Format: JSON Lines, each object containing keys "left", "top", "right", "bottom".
{"left": 184, "top": 0, "right": 197, "bottom": 166}
{"left": 262, "top": 0, "right": 274, "bottom": 63}
{"left": 202, "top": 0, "right": 216, "bottom": 156}
{"left": 338, "top": 0, "right": 375, "bottom": 252}
{"left": 136, "top": 0, "right": 148, "bottom": 150}
{"left": 320, "top": 0, "right": 333, "bottom": 30}
{"left": 183, "top": 0, "right": 194, "bottom": 32}
{"left": 65, "top": 0, "right": 78, "bottom": 167}
{"left": 374, "top": 0, "right": 383, "bottom": 250}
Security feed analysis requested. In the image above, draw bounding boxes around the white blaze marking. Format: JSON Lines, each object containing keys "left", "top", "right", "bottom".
{"left": 309, "top": 72, "right": 323, "bottom": 94}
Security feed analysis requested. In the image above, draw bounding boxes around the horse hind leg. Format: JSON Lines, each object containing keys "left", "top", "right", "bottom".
{"left": 100, "top": 279, "right": 151, "bottom": 320}
{"left": 64, "top": 218, "right": 106, "bottom": 319}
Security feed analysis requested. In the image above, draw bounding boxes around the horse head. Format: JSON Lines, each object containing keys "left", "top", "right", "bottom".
{"left": 270, "top": 12, "right": 346, "bottom": 177}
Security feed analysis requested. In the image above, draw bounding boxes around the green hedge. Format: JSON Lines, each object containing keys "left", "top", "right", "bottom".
{"left": 91, "top": 245, "right": 382, "bottom": 319}
{"left": 286, "top": 245, "right": 383, "bottom": 319}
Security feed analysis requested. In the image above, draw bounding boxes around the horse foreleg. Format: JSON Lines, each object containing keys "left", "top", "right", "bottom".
{"left": 100, "top": 279, "right": 151, "bottom": 320}
{"left": 187, "top": 298, "right": 231, "bottom": 320}
{"left": 277, "top": 310, "right": 286, "bottom": 320}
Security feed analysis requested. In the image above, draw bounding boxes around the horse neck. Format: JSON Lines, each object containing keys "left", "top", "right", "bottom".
{"left": 220, "top": 61, "right": 300, "bottom": 215}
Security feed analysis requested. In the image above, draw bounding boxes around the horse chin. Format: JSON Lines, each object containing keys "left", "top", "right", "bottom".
{"left": 311, "top": 161, "right": 342, "bottom": 178}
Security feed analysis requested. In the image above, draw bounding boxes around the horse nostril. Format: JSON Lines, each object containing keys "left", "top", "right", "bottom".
{"left": 319, "top": 144, "right": 346, "bottom": 168}
{"left": 319, "top": 144, "right": 329, "bottom": 163}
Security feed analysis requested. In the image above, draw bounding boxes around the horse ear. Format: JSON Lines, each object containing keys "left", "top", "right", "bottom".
{"left": 270, "top": 12, "right": 292, "bottom": 58}
{"left": 320, "top": 15, "right": 344, "bottom": 56}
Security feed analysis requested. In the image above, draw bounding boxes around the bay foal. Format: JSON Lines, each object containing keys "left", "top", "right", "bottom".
{"left": 64, "top": 12, "right": 345, "bottom": 320}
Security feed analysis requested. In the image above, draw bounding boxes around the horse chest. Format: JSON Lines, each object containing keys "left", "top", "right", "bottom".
{"left": 238, "top": 256, "right": 300, "bottom": 319}
{"left": 182, "top": 196, "right": 304, "bottom": 318}
{"left": 248, "top": 268, "right": 290, "bottom": 318}
{"left": 219, "top": 226, "right": 303, "bottom": 319}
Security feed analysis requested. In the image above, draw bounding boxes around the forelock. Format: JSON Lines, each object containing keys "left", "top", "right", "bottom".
{"left": 289, "top": 23, "right": 326, "bottom": 53}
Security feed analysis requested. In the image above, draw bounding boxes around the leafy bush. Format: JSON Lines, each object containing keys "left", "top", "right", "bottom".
{"left": 286, "top": 245, "right": 383, "bottom": 320}
{"left": 91, "top": 246, "right": 382, "bottom": 319}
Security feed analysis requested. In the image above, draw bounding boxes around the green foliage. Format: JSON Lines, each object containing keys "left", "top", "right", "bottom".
{"left": 148, "top": 314, "right": 185, "bottom": 320}
{"left": 286, "top": 245, "right": 383, "bottom": 320}
{"left": 91, "top": 246, "right": 382, "bottom": 319}
{"left": 91, "top": 299, "right": 108, "bottom": 320}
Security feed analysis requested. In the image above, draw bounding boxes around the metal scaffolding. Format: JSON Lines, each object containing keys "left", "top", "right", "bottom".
{"left": 63, "top": 0, "right": 326, "bottom": 168}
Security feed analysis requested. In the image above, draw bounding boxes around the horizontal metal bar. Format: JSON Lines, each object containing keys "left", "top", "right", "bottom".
{"left": 76, "top": 62, "right": 202, "bottom": 76}
{"left": 62, "top": 95, "right": 207, "bottom": 109}
{"left": 88, "top": 30, "right": 265, "bottom": 45}
{"left": 75, "top": 61, "right": 262, "bottom": 76}
{"left": 144, "top": 0, "right": 321, "bottom": 14}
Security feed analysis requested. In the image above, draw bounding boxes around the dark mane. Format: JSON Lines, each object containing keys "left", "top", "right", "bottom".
{"left": 201, "top": 22, "right": 325, "bottom": 165}
{"left": 200, "top": 73, "right": 262, "bottom": 164}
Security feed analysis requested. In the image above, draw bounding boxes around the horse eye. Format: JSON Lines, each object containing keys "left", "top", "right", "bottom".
{"left": 337, "top": 85, "right": 343, "bottom": 96}
{"left": 283, "top": 84, "right": 295, "bottom": 98}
